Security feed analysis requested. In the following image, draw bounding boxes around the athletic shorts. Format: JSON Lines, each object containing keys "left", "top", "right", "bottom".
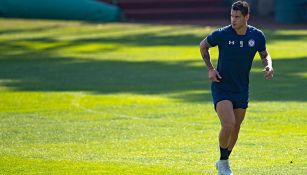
{"left": 211, "top": 85, "right": 249, "bottom": 111}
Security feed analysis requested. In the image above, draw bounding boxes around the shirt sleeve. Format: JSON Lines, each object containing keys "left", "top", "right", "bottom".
{"left": 257, "top": 31, "right": 266, "bottom": 52}
{"left": 206, "top": 29, "right": 222, "bottom": 47}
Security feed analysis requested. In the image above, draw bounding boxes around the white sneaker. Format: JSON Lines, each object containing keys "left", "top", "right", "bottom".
{"left": 216, "top": 160, "right": 233, "bottom": 175}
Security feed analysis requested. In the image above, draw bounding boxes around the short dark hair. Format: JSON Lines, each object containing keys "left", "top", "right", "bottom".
{"left": 232, "top": 1, "right": 250, "bottom": 16}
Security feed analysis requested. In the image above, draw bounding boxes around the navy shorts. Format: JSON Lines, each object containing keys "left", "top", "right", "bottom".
{"left": 211, "top": 85, "right": 249, "bottom": 111}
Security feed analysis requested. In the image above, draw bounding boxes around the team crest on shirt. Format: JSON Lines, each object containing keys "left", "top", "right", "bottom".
{"left": 248, "top": 39, "right": 255, "bottom": 47}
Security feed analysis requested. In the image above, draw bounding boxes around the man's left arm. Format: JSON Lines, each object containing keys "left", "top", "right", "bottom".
{"left": 259, "top": 50, "right": 274, "bottom": 80}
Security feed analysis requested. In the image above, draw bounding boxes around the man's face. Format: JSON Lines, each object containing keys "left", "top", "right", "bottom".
{"left": 231, "top": 10, "right": 249, "bottom": 29}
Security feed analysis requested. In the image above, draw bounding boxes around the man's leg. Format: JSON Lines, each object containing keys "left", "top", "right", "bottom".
{"left": 227, "top": 108, "right": 246, "bottom": 151}
{"left": 215, "top": 100, "right": 235, "bottom": 175}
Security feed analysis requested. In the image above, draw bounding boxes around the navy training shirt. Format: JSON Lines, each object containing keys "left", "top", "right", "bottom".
{"left": 207, "top": 25, "right": 266, "bottom": 93}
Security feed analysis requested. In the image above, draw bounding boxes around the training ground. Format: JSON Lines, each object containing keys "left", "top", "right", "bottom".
{"left": 0, "top": 18, "right": 306, "bottom": 174}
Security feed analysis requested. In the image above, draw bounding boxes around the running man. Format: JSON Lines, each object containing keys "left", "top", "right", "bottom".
{"left": 199, "top": 1, "right": 274, "bottom": 175}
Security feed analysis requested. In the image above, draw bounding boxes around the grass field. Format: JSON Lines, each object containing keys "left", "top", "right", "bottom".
{"left": 0, "top": 18, "right": 306, "bottom": 174}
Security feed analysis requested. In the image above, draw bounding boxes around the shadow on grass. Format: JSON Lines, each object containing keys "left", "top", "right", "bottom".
{"left": 0, "top": 53, "right": 306, "bottom": 102}
{"left": 1, "top": 25, "right": 306, "bottom": 49}
{"left": 0, "top": 24, "right": 62, "bottom": 35}
{"left": 0, "top": 23, "right": 306, "bottom": 102}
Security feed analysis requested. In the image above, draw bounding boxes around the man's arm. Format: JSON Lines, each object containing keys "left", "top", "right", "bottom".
{"left": 200, "top": 38, "right": 214, "bottom": 70}
{"left": 200, "top": 38, "right": 222, "bottom": 82}
{"left": 259, "top": 50, "right": 274, "bottom": 80}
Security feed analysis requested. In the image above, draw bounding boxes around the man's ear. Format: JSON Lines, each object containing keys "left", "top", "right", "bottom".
{"left": 245, "top": 14, "right": 250, "bottom": 21}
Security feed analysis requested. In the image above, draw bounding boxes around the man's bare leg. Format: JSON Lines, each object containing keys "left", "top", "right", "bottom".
{"left": 215, "top": 100, "right": 235, "bottom": 175}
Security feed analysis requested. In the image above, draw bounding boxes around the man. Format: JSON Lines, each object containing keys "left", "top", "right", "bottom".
{"left": 199, "top": 1, "right": 274, "bottom": 175}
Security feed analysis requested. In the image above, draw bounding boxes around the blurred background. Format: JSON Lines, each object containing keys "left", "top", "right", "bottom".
{"left": 0, "top": 0, "right": 306, "bottom": 24}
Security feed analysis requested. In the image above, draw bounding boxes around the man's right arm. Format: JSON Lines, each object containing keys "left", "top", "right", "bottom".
{"left": 200, "top": 37, "right": 222, "bottom": 82}
{"left": 200, "top": 38, "right": 214, "bottom": 70}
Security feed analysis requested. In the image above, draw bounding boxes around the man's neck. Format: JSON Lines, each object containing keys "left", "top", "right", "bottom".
{"left": 234, "top": 24, "right": 248, "bottom": 35}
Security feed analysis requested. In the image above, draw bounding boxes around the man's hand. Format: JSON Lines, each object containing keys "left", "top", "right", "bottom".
{"left": 263, "top": 66, "right": 274, "bottom": 80}
{"left": 208, "top": 69, "right": 222, "bottom": 82}
{"left": 259, "top": 50, "right": 273, "bottom": 80}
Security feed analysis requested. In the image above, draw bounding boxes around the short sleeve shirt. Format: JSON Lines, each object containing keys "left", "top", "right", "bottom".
{"left": 207, "top": 25, "right": 266, "bottom": 93}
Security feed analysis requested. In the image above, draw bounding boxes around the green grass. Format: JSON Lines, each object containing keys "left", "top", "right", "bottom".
{"left": 0, "top": 18, "right": 306, "bottom": 174}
